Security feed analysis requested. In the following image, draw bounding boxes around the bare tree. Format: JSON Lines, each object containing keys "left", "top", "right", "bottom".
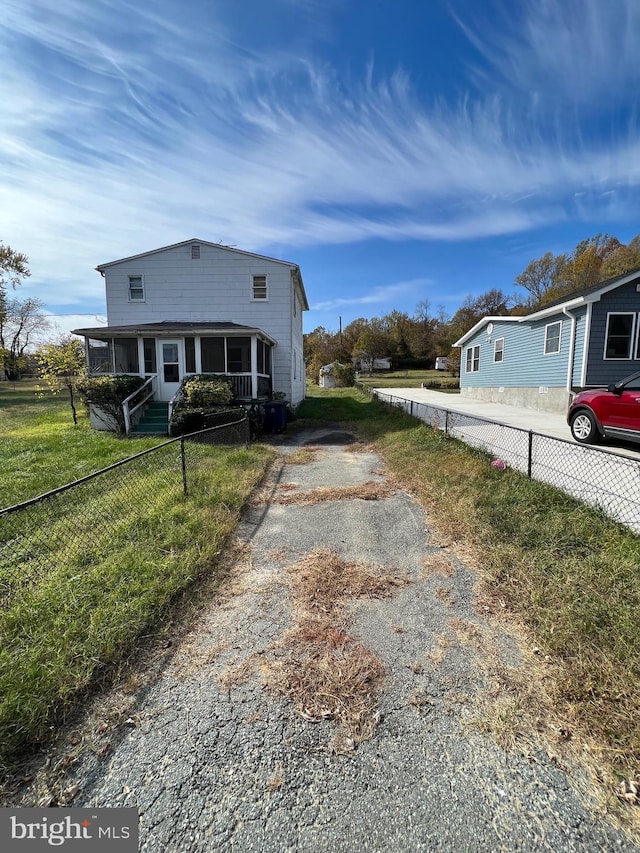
{"left": 0, "top": 297, "right": 50, "bottom": 380}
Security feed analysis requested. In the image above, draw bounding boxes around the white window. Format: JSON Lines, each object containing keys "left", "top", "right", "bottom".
{"left": 252, "top": 274, "right": 268, "bottom": 300}
{"left": 128, "top": 275, "right": 144, "bottom": 302}
{"left": 604, "top": 313, "right": 635, "bottom": 359}
{"left": 465, "top": 344, "right": 480, "bottom": 373}
{"left": 544, "top": 321, "right": 562, "bottom": 355}
{"left": 191, "top": 244, "right": 200, "bottom": 259}
{"left": 493, "top": 337, "right": 504, "bottom": 363}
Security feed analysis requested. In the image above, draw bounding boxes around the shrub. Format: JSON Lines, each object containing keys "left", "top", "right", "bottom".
{"left": 331, "top": 363, "right": 356, "bottom": 387}
{"left": 170, "top": 406, "right": 246, "bottom": 436}
{"left": 181, "top": 375, "right": 234, "bottom": 407}
{"left": 77, "top": 375, "right": 145, "bottom": 433}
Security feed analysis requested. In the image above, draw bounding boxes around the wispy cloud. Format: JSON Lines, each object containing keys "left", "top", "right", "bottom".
{"left": 1, "top": 0, "right": 639, "bottom": 317}
{"left": 311, "top": 279, "right": 431, "bottom": 312}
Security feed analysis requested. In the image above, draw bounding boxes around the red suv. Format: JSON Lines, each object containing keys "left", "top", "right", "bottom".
{"left": 568, "top": 371, "right": 640, "bottom": 445}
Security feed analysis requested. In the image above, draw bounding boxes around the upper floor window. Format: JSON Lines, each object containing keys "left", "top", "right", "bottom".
{"left": 493, "top": 337, "right": 504, "bottom": 363}
{"left": 544, "top": 321, "right": 561, "bottom": 355}
{"left": 465, "top": 344, "right": 480, "bottom": 373}
{"left": 128, "top": 275, "right": 144, "bottom": 302}
{"left": 605, "top": 313, "right": 635, "bottom": 359}
{"left": 252, "top": 274, "right": 268, "bottom": 300}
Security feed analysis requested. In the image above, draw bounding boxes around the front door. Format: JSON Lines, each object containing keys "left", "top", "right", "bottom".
{"left": 159, "top": 339, "right": 183, "bottom": 401}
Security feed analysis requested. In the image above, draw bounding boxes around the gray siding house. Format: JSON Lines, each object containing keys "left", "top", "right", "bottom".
{"left": 453, "top": 268, "right": 640, "bottom": 414}
{"left": 73, "top": 239, "right": 309, "bottom": 413}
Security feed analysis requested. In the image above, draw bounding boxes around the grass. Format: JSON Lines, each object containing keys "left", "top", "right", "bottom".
{"left": 0, "top": 381, "right": 165, "bottom": 507}
{"left": 0, "top": 383, "right": 275, "bottom": 761}
{"left": 355, "top": 368, "right": 459, "bottom": 390}
{"left": 297, "top": 385, "right": 640, "bottom": 796}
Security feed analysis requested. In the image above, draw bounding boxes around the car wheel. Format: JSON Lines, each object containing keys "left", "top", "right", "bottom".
{"left": 570, "top": 410, "right": 601, "bottom": 444}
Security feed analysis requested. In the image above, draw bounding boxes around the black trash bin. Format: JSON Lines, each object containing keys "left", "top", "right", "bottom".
{"left": 263, "top": 401, "right": 288, "bottom": 434}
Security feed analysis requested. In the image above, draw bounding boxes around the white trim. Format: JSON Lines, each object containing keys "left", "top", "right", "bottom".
{"left": 544, "top": 320, "right": 562, "bottom": 355}
{"left": 580, "top": 303, "right": 592, "bottom": 386}
{"left": 251, "top": 273, "right": 268, "bottom": 301}
{"left": 453, "top": 316, "right": 519, "bottom": 348}
{"left": 603, "top": 311, "right": 636, "bottom": 360}
{"left": 465, "top": 344, "right": 480, "bottom": 373}
{"left": 128, "top": 274, "right": 145, "bottom": 302}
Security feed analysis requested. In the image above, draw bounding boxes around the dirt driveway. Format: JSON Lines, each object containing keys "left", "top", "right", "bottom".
{"left": 14, "top": 424, "right": 639, "bottom": 851}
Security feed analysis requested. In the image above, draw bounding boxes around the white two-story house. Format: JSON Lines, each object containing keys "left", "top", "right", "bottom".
{"left": 73, "top": 239, "right": 309, "bottom": 414}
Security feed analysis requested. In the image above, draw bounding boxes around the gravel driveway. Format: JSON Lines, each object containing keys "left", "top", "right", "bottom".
{"left": 14, "top": 424, "right": 639, "bottom": 851}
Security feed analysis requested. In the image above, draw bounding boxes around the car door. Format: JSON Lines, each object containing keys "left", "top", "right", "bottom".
{"left": 603, "top": 378, "right": 640, "bottom": 440}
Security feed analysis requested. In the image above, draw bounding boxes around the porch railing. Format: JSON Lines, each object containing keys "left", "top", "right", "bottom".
{"left": 123, "top": 375, "right": 158, "bottom": 435}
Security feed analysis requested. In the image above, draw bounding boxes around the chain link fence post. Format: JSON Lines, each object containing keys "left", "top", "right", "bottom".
{"left": 180, "top": 436, "right": 188, "bottom": 496}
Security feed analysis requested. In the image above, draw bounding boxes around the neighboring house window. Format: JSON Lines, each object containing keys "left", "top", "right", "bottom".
{"left": 128, "top": 275, "right": 144, "bottom": 301}
{"left": 605, "top": 313, "right": 635, "bottom": 359}
{"left": 493, "top": 338, "right": 504, "bottom": 363}
{"left": 465, "top": 345, "right": 480, "bottom": 373}
{"left": 252, "top": 275, "right": 268, "bottom": 300}
{"left": 544, "top": 321, "right": 562, "bottom": 355}
{"left": 191, "top": 244, "right": 200, "bottom": 259}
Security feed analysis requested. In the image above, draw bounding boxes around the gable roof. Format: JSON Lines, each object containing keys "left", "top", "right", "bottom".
{"left": 454, "top": 267, "right": 640, "bottom": 347}
{"left": 95, "top": 238, "right": 309, "bottom": 310}
{"left": 453, "top": 316, "right": 520, "bottom": 348}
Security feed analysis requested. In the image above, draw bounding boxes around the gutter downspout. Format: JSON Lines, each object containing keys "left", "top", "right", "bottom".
{"left": 562, "top": 306, "right": 578, "bottom": 410}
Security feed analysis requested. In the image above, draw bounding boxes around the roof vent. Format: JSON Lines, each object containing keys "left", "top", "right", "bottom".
{"left": 191, "top": 244, "right": 200, "bottom": 259}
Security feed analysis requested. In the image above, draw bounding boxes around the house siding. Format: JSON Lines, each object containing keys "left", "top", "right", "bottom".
{"left": 102, "top": 242, "right": 305, "bottom": 405}
{"left": 584, "top": 282, "right": 640, "bottom": 386}
{"left": 460, "top": 317, "right": 571, "bottom": 389}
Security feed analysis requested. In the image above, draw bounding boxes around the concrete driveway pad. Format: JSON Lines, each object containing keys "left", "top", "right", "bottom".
{"left": 27, "top": 425, "right": 638, "bottom": 851}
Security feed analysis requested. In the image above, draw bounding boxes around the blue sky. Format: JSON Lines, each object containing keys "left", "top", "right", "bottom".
{"left": 2, "top": 0, "right": 640, "bottom": 339}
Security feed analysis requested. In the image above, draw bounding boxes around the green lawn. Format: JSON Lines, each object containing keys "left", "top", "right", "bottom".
{"left": 0, "top": 381, "right": 274, "bottom": 760}
{"left": 0, "top": 381, "right": 165, "bottom": 507}
{"left": 355, "top": 368, "right": 459, "bottom": 390}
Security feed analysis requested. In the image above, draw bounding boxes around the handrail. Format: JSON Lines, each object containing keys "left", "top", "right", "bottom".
{"left": 123, "top": 375, "right": 157, "bottom": 435}
{"left": 168, "top": 386, "right": 183, "bottom": 423}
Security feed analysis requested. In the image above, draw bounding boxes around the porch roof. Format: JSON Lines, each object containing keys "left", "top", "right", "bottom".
{"left": 71, "top": 320, "right": 277, "bottom": 346}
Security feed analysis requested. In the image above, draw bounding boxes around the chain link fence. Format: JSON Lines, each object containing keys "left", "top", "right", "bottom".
{"left": 367, "top": 387, "right": 640, "bottom": 533}
{"left": 0, "top": 411, "right": 249, "bottom": 610}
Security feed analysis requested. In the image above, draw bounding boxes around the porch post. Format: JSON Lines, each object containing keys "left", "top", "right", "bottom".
{"left": 137, "top": 337, "right": 145, "bottom": 377}
{"left": 250, "top": 337, "right": 258, "bottom": 399}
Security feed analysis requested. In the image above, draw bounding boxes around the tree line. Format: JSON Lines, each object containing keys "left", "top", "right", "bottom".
{"left": 3, "top": 232, "right": 640, "bottom": 386}
{"left": 305, "top": 233, "right": 640, "bottom": 380}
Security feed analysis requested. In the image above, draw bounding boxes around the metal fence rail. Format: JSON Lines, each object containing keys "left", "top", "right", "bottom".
{"left": 0, "top": 412, "right": 250, "bottom": 609}
{"left": 367, "top": 387, "right": 640, "bottom": 534}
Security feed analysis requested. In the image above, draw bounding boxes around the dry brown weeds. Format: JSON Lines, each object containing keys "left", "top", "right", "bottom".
{"left": 262, "top": 549, "right": 409, "bottom": 749}
{"left": 266, "top": 481, "right": 394, "bottom": 506}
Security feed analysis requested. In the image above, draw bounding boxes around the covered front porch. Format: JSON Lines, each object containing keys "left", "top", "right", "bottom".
{"left": 72, "top": 321, "right": 276, "bottom": 404}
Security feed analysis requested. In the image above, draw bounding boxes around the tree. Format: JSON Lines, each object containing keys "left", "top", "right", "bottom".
{"left": 514, "top": 233, "right": 640, "bottom": 310}
{"left": 352, "top": 319, "right": 391, "bottom": 372}
{"left": 304, "top": 326, "right": 350, "bottom": 384}
{"left": 0, "top": 296, "right": 50, "bottom": 380}
{"left": 36, "top": 336, "right": 86, "bottom": 424}
{"left": 0, "top": 241, "right": 30, "bottom": 320}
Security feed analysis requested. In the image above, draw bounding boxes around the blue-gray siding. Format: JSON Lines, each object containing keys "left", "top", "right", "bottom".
{"left": 585, "top": 281, "right": 640, "bottom": 386}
